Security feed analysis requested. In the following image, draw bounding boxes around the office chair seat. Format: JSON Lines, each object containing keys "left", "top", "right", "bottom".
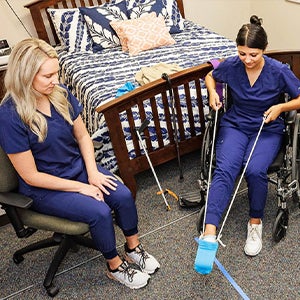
{"left": 19, "top": 208, "right": 90, "bottom": 235}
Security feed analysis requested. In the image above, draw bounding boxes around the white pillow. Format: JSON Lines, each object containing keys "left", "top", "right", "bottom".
{"left": 47, "top": 8, "right": 92, "bottom": 52}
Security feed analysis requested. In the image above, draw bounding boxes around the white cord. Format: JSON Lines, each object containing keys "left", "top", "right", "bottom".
{"left": 202, "top": 109, "right": 219, "bottom": 233}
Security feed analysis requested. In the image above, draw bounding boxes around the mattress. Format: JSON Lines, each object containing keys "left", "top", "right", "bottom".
{"left": 58, "top": 20, "right": 237, "bottom": 171}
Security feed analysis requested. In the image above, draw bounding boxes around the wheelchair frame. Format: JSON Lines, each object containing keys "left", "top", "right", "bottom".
{"left": 196, "top": 98, "right": 300, "bottom": 243}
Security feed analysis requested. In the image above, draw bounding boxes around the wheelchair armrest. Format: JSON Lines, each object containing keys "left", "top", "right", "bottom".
{"left": 285, "top": 110, "right": 297, "bottom": 124}
{"left": 0, "top": 192, "right": 36, "bottom": 238}
{"left": 206, "top": 110, "right": 215, "bottom": 121}
{"left": 205, "top": 108, "right": 224, "bottom": 122}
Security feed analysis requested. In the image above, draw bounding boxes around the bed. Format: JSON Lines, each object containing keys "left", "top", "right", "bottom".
{"left": 24, "top": 0, "right": 300, "bottom": 197}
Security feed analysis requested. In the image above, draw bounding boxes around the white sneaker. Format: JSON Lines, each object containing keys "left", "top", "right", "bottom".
{"left": 244, "top": 221, "right": 263, "bottom": 256}
{"left": 107, "top": 260, "right": 150, "bottom": 289}
{"left": 125, "top": 244, "right": 160, "bottom": 274}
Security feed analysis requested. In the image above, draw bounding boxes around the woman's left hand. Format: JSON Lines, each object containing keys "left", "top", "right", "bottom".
{"left": 88, "top": 172, "right": 118, "bottom": 196}
{"left": 264, "top": 104, "right": 283, "bottom": 123}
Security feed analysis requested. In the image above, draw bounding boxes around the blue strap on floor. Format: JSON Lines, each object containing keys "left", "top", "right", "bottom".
{"left": 214, "top": 258, "right": 250, "bottom": 300}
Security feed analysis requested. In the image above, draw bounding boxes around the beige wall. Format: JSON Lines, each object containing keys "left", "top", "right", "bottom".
{"left": 1, "top": 0, "right": 299, "bottom": 50}
{"left": 251, "top": 0, "right": 300, "bottom": 50}
{"left": 183, "top": 0, "right": 300, "bottom": 50}
{"left": 183, "top": 0, "right": 251, "bottom": 43}
{"left": 1, "top": 0, "right": 36, "bottom": 47}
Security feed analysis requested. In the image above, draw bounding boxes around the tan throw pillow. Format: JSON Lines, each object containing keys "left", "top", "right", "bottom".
{"left": 110, "top": 12, "right": 175, "bottom": 56}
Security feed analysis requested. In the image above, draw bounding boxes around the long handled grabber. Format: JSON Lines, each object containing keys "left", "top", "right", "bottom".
{"left": 161, "top": 73, "right": 184, "bottom": 182}
{"left": 194, "top": 114, "right": 267, "bottom": 275}
{"left": 136, "top": 119, "right": 178, "bottom": 211}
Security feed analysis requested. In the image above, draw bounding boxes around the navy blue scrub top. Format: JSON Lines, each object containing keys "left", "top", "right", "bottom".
{"left": 0, "top": 85, "right": 84, "bottom": 195}
{"left": 213, "top": 55, "right": 300, "bottom": 134}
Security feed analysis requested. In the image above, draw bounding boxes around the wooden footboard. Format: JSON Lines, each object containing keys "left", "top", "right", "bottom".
{"left": 96, "top": 63, "right": 213, "bottom": 196}
{"left": 265, "top": 50, "right": 300, "bottom": 79}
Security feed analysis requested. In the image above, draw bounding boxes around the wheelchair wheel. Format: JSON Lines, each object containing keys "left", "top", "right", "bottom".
{"left": 292, "top": 114, "right": 300, "bottom": 202}
{"left": 292, "top": 114, "right": 300, "bottom": 181}
{"left": 272, "top": 209, "right": 289, "bottom": 243}
{"left": 196, "top": 205, "right": 205, "bottom": 234}
{"left": 200, "top": 119, "right": 214, "bottom": 179}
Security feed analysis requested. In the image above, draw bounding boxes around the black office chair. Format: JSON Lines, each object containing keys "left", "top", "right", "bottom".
{"left": 0, "top": 146, "right": 98, "bottom": 297}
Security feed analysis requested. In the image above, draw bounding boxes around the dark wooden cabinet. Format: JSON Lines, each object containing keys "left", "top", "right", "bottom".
{"left": 0, "top": 65, "right": 7, "bottom": 99}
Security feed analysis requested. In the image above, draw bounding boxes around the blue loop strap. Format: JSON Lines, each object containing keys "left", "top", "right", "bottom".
{"left": 214, "top": 258, "right": 250, "bottom": 300}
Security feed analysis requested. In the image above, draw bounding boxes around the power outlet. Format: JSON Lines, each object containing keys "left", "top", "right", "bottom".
{"left": 0, "top": 40, "right": 11, "bottom": 56}
{"left": 0, "top": 40, "right": 9, "bottom": 50}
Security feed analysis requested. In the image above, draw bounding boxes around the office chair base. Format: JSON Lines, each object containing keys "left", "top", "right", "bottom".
{"left": 45, "top": 284, "right": 59, "bottom": 297}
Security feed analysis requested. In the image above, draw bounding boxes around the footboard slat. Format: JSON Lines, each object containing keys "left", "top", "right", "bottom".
{"left": 184, "top": 82, "right": 196, "bottom": 137}
{"left": 137, "top": 101, "right": 152, "bottom": 152}
{"left": 173, "top": 87, "right": 185, "bottom": 141}
{"left": 126, "top": 108, "right": 139, "bottom": 157}
{"left": 150, "top": 97, "right": 164, "bottom": 149}
{"left": 161, "top": 91, "right": 175, "bottom": 145}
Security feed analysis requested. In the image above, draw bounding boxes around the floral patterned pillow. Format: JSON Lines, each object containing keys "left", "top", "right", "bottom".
{"left": 126, "top": 0, "right": 185, "bottom": 34}
{"left": 79, "top": 1, "right": 128, "bottom": 52}
{"left": 48, "top": 8, "right": 93, "bottom": 52}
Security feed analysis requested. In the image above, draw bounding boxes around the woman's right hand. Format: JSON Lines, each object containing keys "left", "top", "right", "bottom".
{"left": 78, "top": 183, "right": 104, "bottom": 201}
{"left": 209, "top": 90, "right": 222, "bottom": 111}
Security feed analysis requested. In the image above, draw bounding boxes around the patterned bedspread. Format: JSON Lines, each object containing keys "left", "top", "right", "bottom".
{"left": 58, "top": 20, "right": 237, "bottom": 171}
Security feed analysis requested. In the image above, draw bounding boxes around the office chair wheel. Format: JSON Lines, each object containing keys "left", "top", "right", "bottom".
{"left": 272, "top": 209, "right": 289, "bottom": 243}
{"left": 45, "top": 284, "right": 59, "bottom": 297}
{"left": 13, "top": 253, "right": 24, "bottom": 264}
{"left": 196, "top": 205, "right": 205, "bottom": 234}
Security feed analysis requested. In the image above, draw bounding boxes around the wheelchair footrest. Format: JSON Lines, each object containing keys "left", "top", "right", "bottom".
{"left": 278, "top": 179, "right": 299, "bottom": 199}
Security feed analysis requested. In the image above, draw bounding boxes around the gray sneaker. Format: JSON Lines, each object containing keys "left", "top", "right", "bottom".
{"left": 125, "top": 243, "right": 160, "bottom": 274}
{"left": 107, "top": 260, "right": 150, "bottom": 289}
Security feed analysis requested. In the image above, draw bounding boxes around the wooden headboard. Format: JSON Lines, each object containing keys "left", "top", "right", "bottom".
{"left": 25, "top": 0, "right": 185, "bottom": 45}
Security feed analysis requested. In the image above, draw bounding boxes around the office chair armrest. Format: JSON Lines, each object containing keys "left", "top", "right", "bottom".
{"left": 0, "top": 192, "right": 36, "bottom": 238}
{"left": 0, "top": 192, "right": 33, "bottom": 208}
{"left": 285, "top": 110, "right": 297, "bottom": 124}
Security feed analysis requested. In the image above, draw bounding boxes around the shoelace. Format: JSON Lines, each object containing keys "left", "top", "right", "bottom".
{"left": 135, "top": 245, "right": 150, "bottom": 269}
{"left": 249, "top": 227, "right": 260, "bottom": 241}
{"left": 119, "top": 261, "right": 137, "bottom": 283}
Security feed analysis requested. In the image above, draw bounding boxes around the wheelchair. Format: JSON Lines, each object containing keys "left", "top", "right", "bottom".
{"left": 196, "top": 92, "right": 300, "bottom": 243}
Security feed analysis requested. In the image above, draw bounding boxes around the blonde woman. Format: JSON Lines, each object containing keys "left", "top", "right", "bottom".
{"left": 0, "top": 38, "right": 159, "bottom": 289}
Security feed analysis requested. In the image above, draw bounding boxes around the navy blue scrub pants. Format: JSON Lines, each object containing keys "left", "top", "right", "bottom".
{"left": 206, "top": 126, "right": 283, "bottom": 228}
{"left": 30, "top": 166, "right": 138, "bottom": 260}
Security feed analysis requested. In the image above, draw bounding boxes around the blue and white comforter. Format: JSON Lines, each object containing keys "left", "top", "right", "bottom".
{"left": 59, "top": 20, "right": 237, "bottom": 172}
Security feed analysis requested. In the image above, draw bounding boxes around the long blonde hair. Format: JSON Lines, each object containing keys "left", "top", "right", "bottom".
{"left": 2, "top": 38, "right": 73, "bottom": 142}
